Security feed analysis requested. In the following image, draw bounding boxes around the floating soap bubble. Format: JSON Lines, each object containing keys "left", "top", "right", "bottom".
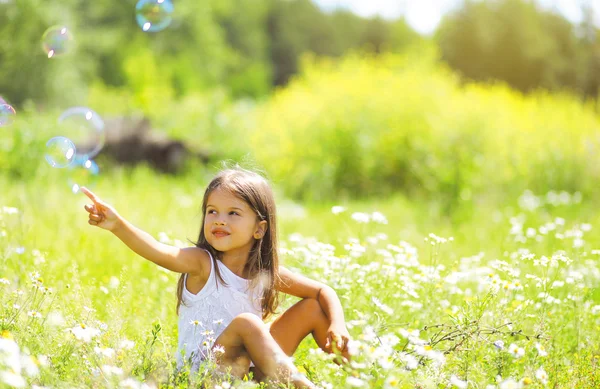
{"left": 68, "top": 158, "right": 99, "bottom": 194}
{"left": 45, "top": 137, "right": 76, "bottom": 168}
{"left": 42, "top": 26, "right": 74, "bottom": 58}
{"left": 135, "top": 0, "right": 174, "bottom": 32}
{"left": 57, "top": 107, "right": 105, "bottom": 162}
{"left": 0, "top": 104, "right": 16, "bottom": 126}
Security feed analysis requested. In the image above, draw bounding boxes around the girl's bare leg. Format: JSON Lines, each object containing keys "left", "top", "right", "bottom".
{"left": 251, "top": 298, "right": 351, "bottom": 381}
{"left": 271, "top": 298, "right": 351, "bottom": 359}
{"left": 212, "top": 313, "right": 316, "bottom": 389}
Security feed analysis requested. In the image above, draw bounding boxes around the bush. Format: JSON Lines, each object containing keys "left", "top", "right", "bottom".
{"left": 247, "top": 43, "right": 600, "bottom": 209}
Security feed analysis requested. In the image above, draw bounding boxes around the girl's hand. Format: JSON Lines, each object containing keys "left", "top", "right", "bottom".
{"left": 82, "top": 187, "right": 121, "bottom": 231}
{"left": 325, "top": 322, "right": 351, "bottom": 354}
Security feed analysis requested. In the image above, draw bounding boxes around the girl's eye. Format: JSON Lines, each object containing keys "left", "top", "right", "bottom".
{"left": 207, "top": 210, "right": 216, "bottom": 214}
{"left": 229, "top": 211, "right": 239, "bottom": 216}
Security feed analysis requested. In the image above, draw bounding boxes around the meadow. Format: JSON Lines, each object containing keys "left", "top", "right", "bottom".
{"left": 1, "top": 48, "right": 600, "bottom": 388}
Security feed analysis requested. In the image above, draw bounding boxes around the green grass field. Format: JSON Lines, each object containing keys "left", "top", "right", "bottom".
{"left": 1, "top": 165, "right": 599, "bottom": 388}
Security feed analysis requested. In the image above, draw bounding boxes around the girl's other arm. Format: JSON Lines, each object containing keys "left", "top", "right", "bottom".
{"left": 82, "top": 187, "right": 207, "bottom": 275}
{"left": 277, "top": 266, "right": 350, "bottom": 351}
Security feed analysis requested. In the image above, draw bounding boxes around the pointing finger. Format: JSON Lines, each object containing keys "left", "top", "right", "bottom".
{"left": 81, "top": 187, "right": 101, "bottom": 205}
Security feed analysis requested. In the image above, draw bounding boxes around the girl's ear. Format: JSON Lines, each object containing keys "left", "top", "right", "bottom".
{"left": 254, "top": 220, "right": 268, "bottom": 239}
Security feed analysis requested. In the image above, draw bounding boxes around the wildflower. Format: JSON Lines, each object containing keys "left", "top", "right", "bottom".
{"left": 190, "top": 320, "right": 202, "bottom": 326}
{"left": 213, "top": 345, "right": 225, "bottom": 355}
{"left": 344, "top": 239, "right": 366, "bottom": 258}
{"left": 535, "top": 343, "right": 547, "bottom": 357}
{"left": 47, "top": 311, "right": 65, "bottom": 327}
{"left": 508, "top": 343, "right": 525, "bottom": 358}
{"left": 22, "top": 355, "right": 40, "bottom": 377}
{"left": 213, "top": 319, "right": 224, "bottom": 325}
{"left": 2, "top": 206, "right": 19, "bottom": 214}
{"left": 494, "top": 340, "right": 505, "bottom": 350}
{"left": 331, "top": 206, "right": 346, "bottom": 215}
{"left": 67, "top": 324, "right": 101, "bottom": 343}
{"left": 400, "top": 353, "right": 419, "bottom": 370}
{"left": 385, "top": 377, "right": 400, "bottom": 388}
{"left": 101, "top": 365, "right": 123, "bottom": 376}
{"left": 351, "top": 212, "right": 370, "bottom": 223}
{"left": 119, "top": 339, "right": 135, "bottom": 350}
{"left": 27, "top": 311, "right": 42, "bottom": 319}
{"left": 535, "top": 368, "right": 548, "bottom": 384}
{"left": 0, "top": 371, "right": 26, "bottom": 388}
{"left": 371, "top": 297, "right": 393, "bottom": 315}
{"left": 499, "top": 378, "right": 522, "bottom": 389}
{"left": 371, "top": 211, "right": 388, "bottom": 224}
{"left": 109, "top": 276, "right": 120, "bottom": 289}
{"left": 346, "top": 376, "right": 366, "bottom": 387}
{"left": 94, "top": 347, "right": 116, "bottom": 358}
{"left": 0, "top": 278, "right": 10, "bottom": 285}
{"left": 450, "top": 375, "right": 468, "bottom": 388}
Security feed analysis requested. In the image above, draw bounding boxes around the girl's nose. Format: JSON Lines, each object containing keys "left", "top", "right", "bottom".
{"left": 214, "top": 220, "right": 226, "bottom": 226}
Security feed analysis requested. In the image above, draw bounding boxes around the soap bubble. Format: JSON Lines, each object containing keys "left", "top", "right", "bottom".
{"left": 135, "top": 0, "right": 174, "bottom": 32}
{"left": 45, "top": 137, "right": 76, "bottom": 168}
{"left": 57, "top": 107, "right": 105, "bottom": 162}
{"left": 42, "top": 26, "right": 74, "bottom": 58}
{"left": 0, "top": 104, "right": 16, "bottom": 126}
{"left": 68, "top": 159, "right": 100, "bottom": 194}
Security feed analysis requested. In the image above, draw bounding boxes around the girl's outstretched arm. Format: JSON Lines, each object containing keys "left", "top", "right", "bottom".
{"left": 277, "top": 266, "right": 351, "bottom": 353}
{"left": 81, "top": 187, "right": 208, "bottom": 275}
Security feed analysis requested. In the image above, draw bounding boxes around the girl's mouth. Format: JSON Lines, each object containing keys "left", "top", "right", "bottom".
{"left": 213, "top": 231, "right": 230, "bottom": 238}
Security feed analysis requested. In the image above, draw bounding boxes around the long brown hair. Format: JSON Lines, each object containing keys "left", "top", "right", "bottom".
{"left": 176, "top": 167, "right": 281, "bottom": 320}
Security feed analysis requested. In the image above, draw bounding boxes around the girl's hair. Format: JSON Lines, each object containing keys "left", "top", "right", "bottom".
{"left": 176, "top": 167, "right": 281, "bottom": 320}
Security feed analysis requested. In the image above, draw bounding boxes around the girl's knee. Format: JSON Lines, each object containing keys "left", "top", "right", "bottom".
{"left": 230, "top": 313, "right": 265, "bottom": 336}
{"left": 299, "top": 298, "right": 327, "bottom": 320}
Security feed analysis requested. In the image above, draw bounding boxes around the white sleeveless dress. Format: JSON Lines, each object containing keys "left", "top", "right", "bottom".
{"left": 177, "top": 250, "right": 264, "bottom": 370}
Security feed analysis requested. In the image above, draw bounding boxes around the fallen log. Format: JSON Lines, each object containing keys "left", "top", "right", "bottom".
{"left": 99, "top": 116, "right": 209, "bottom": 173}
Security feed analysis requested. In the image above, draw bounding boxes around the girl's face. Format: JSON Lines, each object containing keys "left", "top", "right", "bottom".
{"left": 204, "top": 188, "right": 267, "bottom": 256}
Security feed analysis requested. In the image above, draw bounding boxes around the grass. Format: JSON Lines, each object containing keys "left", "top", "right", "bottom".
{"left": 1, "top": 165, "right": 600, "bottom": 388}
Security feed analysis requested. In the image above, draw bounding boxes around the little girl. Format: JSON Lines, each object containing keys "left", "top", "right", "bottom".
{"left": 81, "top": 167, "right": 351, "bottom": 388}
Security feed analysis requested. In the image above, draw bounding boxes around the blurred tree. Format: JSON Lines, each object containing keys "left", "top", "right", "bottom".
{"left": 0, "top": 0, "right": 89, "bottom": 108}
{"left": 360, "top": 16, "right": 391, "bottom": 53}
{"left": 213, "top": 0, "right": 272, "bottom": 98}
{"left": 436, "top": 0, "right": 598, "bottom": 97}
{"left": 267, "top": 0, "right": 332, "bottom": 86}
{"left": 578, "top": 3, "right": 600, "bottom": 98}
{"left": 266, "top": 0, "right": 420, "bottom": 86}
{"left": 0, "top": 0, "right": 423, "bottom": 108}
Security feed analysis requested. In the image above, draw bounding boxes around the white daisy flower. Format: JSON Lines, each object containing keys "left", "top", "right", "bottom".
{"left": 67, "top": 324, "right": 101, "bottom": 343}
{"left": 331, "top": 206, "right": 346, "bottom": 215}
{"left": 351, "top": 212, "right": 370, "bottom": 223}
{"left": 535, "top": 368, "right": 548, "bottom": 384}
{"left": 535, "top": 343, "right": 547, "bottom": 357}
{"left": 450, "top": 375, "right": 468, "bottom": 388}
{"left": 508, "top": 343, "right": 525, "bottom": 358}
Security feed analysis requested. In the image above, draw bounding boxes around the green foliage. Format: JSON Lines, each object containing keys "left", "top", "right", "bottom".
{"left": 246, "top": 45, "right": 600, "bottom": 210}
{"left": 436, "top": 0, "right": 600, "bottom": 97}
